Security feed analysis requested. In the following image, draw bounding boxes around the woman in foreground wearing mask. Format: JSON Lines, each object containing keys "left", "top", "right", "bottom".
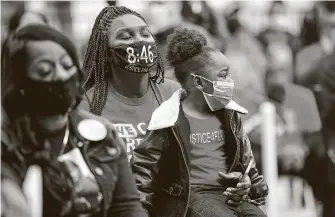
{"left": 80, "top": 6, "right": 180, "bottom": 162}
{"left": 1, "top": 24, "right": 147, "bottom": 217}
{"left": 132, "top": 28, "right": 268, "bottom": 217}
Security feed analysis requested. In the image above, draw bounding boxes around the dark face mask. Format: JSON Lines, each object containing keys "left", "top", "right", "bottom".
{"left": 22, "top": 74, "right": 80, "bottom": 116}
{"left": 109, "top": 41, "right": 157, "bottom": 74}
{"left": 226, "top": 17, "right": 240, "bottom": 35}
{"left": 267, "top": 83, "right": 286, "bottom": 103}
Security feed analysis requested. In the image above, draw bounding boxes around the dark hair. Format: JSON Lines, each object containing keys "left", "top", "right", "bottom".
{"left": 3, "top": 24, "right": 84, "bottom": 115}
{"left": 83, "top": 6, "right": 165, "bottom": 116}
{"left": 167, "top": 28, "right": 208, "bottom": 65}
{"left": 167, "top": 28, "right": 209, "bottom": 84}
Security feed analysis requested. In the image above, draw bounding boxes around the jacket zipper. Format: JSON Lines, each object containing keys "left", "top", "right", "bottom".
{"left": 171, "top": 127, "right": 191, "bottom": 217}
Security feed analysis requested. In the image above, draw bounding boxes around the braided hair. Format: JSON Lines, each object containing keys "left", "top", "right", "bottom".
{"left": 83, "top": 6, "right": 165, "bottom": 116}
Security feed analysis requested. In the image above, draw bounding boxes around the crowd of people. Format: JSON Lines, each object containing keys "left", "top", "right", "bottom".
{"left": 1, "top": 1, "right": 334, "bottom": 217}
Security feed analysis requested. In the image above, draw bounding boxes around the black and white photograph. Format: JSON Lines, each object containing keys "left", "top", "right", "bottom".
{"left": 1, "top": 1, "right": 334, "bottom": 217}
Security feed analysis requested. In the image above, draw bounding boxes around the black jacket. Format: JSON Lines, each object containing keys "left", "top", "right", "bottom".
{"left": 1, "top": 108, "right": 148, "bottom": 217}
{"left": 132, "top": 89, "right": 268, "bottom": 217}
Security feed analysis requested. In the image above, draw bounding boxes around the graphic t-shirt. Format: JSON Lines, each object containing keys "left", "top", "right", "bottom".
{"left": 186, "top": 113, "right": 228, "bottom": 186}
{"left": 80, "top": 79, "right": 180, "bottom": 162}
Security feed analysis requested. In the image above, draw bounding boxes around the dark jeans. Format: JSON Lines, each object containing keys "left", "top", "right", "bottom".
{"left": 186, "top": 186, "right": 267, "bottom": 217}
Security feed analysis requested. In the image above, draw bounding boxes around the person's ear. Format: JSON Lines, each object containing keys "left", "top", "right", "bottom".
{"left": 193, "top": 76, "right": 204, "bottom": 91}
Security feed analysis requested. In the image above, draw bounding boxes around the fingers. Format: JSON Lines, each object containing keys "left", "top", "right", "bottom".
{"left": 226, "top": 187, "right": 249, "bottom": 195}
{"left": 223, "top": 191, "right": 247, "bottom": 201}
{"left": 255, "top": 198, "right": 266, "bottom": 205}
{"left": 247, "top": 198, "right": 266, "bottom": 206}
{"left": 236, "top": 181, "right": 251, "bottom": 189}
{"left": 228, "top": 188, "right": 250, "bottom": 196}
{"left": 223, "top": 191, "right": 230, "bottom": 197}
{"left": 227, "top": 200, "right": 242, "bottom": 206}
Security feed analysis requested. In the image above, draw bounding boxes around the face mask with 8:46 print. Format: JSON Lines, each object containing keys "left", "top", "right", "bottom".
{"left": 109, "top": 41, "right": 157, "bottom": 74}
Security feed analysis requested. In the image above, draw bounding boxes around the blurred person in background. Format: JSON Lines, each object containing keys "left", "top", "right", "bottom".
{"left": 299, "top": 3, "right": 320, "bottom": 48}
{"left": 1, "top": 4, "right": 49, "bottom": 93}
{"left": 296, "top": 4, "right": 335, "bottom": 214}
{"left": 133, "top": 28, "right": 268, "bottom": 217}
{"left": 1, "top": 24, "right": 148, "bottom": 217}
{"left": 247, "top": 40, "right": 334, "bottom": 217}
{"left": 80, "top": 6, "right": 180, "bottom": 162}
{"left": 296, "top": 1, "right": 335, "bottom": 86}
{"left": 181, "top": 1, "right": 227, "bottom": 53}
{"left": 223, "top": 2, "right": 268, "bottom": 96}
{"left": 304, "top": 51, "right": 335, "bottom": 217}
{"left": 258, "top": 0, "right": 300, "bottom": 65}
{"left": 143, "top": 1, "right": 218, "bottom": 79}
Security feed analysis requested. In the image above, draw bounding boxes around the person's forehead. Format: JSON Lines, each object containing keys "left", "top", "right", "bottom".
{"left": 109, "top": 14, "right": 147, "bottom": 33}
{"left": 210, "top": 52, "right": 229, "bottom": 68}
{"left": 199, "top": 52, "right": 229, "bottom": 78}
{"left": 25, "top": 40, "right": 66, "bottom": 59}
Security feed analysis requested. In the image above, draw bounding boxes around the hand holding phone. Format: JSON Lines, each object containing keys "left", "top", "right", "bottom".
{"left": 220, "top": 159, "right": 253, "bottom": 206}
{"left": 238, "top": 158, "right": 254, "bottom": 186}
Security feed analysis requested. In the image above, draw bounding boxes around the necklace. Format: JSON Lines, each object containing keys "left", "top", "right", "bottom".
{"left": 59, "top": 124, "right": 70, "bottom": 156}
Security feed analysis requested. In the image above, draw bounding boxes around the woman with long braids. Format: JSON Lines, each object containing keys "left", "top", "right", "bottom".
{"left": 1, "top": 24, "right": 147, "bottom": 217}
{"left": 80, "top": 6, "right": 180, "bottom": 162}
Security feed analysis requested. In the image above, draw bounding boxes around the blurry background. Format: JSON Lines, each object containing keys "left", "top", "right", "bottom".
{"left": 0, "top": 0, "right": 316, "bottom": 67}
{"left": 1, "top": 1, "right": 335, "bottom": 217}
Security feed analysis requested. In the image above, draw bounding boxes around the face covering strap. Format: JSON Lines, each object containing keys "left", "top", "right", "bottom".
{"left": 191, "top": 73, "right": 235, "bottom": 111}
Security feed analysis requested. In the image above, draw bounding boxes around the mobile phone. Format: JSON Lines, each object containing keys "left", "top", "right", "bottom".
{"left": 239, "top": 158, "right": 254, "bottom": 182}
